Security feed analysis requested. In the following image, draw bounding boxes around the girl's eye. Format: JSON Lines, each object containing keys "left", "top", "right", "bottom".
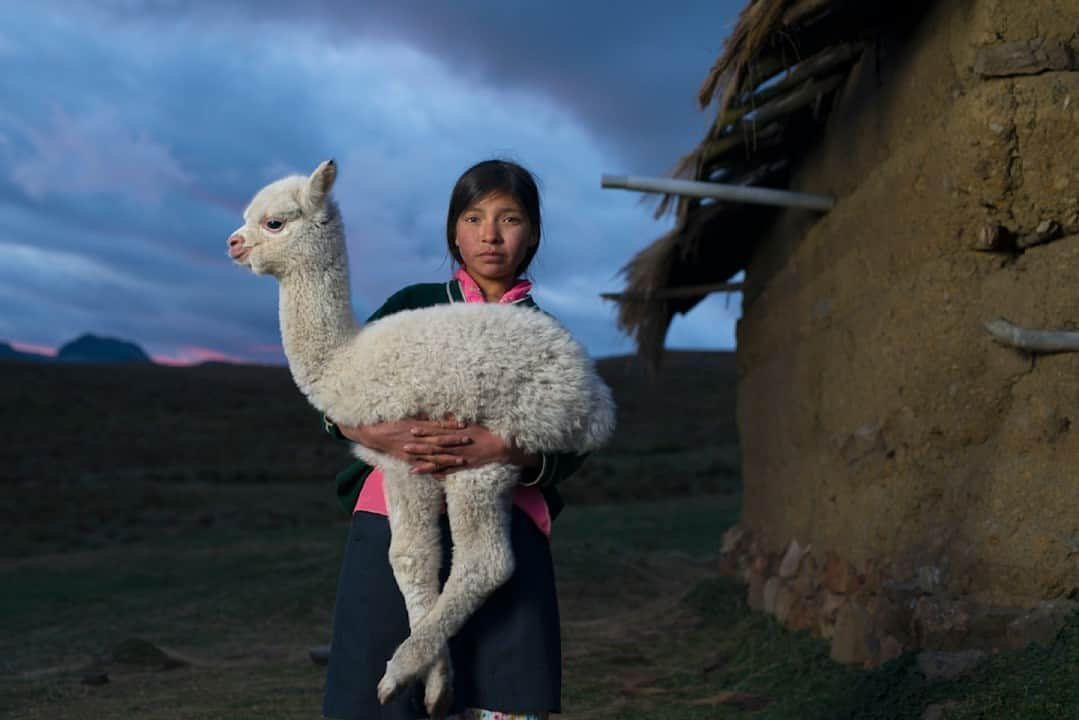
{"left": 503, "top": 216, "right": 521, "bottom": 224}
{"left": 463, "top": 216, "right": 479, "bottom": 223}
{"left": 265, "top": 219, "right": 284, "bottom": 231}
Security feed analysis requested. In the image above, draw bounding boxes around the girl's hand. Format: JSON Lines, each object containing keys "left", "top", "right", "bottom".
{"left": 336, "top": 416, "right": 473, "bottom": 474}
{"left": 428, "top": 421, "right": 540, "bottom": 478}
{"left": 334, "top": 415, "right": 539, "bottom": 478}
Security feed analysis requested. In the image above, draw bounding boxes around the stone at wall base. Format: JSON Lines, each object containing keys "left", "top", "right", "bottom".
{"left": 718, "top": 525, "right": 1076, "bottom": 668}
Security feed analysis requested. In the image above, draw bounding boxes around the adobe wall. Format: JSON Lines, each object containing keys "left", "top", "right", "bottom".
{"left": 728, "top": 0, "right": 1079, "bottom": 664}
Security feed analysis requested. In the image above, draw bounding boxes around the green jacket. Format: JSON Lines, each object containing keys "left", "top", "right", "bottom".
{"left": 325, "top": 279, "right": 586, "bottom": 517}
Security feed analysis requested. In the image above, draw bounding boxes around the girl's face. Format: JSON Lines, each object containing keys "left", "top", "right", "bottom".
{"left": 454, "top": 191, "right": 536, "bottom": 286}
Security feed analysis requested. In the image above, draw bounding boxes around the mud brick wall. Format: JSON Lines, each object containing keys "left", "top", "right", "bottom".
{"left": 729, "top": 0, "right": 1079, "bottom": 663}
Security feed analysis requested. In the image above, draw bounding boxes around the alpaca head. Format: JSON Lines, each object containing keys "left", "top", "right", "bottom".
{"left": 228, "top": 160, "right": 342, "bottom": 278}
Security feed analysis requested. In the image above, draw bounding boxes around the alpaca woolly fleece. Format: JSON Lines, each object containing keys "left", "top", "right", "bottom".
{"left": 228, "top": 160, "right": 614, "bottom": 718}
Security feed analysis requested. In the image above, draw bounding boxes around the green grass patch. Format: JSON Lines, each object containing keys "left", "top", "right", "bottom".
{"left": 3, "top": 493, "right": 1077, "bottom": 719}
{"left": 561, "top": 573, "right": 1079, "bottom": 720}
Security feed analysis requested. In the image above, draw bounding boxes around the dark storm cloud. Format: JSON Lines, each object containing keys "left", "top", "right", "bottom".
{"left": 0, "top": 2, "right": 743, "bottom": 362}
{"left": 73, "top": 0, "right": 739, "bottom": 174}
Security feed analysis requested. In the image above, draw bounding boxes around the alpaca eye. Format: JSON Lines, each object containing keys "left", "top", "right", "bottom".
{"left": 265, "top": 219, "right": 284, "bottom": 231}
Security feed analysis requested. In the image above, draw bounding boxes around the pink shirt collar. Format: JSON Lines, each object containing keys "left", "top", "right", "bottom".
{"left": 454, "top": 267, "right": 533, "bottom": 305}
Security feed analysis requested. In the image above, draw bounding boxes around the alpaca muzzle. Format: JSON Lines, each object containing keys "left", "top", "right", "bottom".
{"left": 227, "top": 233, "right": 250, "bottom": 261}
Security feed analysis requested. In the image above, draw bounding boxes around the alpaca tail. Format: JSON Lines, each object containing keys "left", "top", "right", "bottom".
{"left": 581, "top": 371, "right": 617, "bottom": 451}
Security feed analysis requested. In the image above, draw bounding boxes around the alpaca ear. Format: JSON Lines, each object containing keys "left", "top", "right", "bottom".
{"left": 305, "top": 159, "right": 337, "bottom": 210}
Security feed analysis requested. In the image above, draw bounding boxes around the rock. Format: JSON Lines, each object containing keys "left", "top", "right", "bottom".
{"left": 838, "top": 424, "right": 885, "bottom": 464}
{"left": 881, "top": 579, "right": 920, "bottom": 612}
{"left": 1005, "top": 600, "right": 1077, "bottom": 648}
{"left": 867, "top": 595, "right": 910, "bottom": 645}
{"left": 747, "top": 572, "right": 766, "bottom": 612}
{"left": 687, "top": 690, "right": 774, "bottom": 710}
{"left": 819, "top": 619, "right": 837, "bottom": 640}
{"left": 967, "top": 607, "right": 1023, "bottom": 649}
{"left": 720, "top": 525, "right": 745, "bottom": 555}
{"left": 823, "top": 553, "right": 861, "bottom": 594}
{"left": 110, "top": 637, "right": 188, "bottom": 670}
{"left": 778, "top": 538, "right": 811, "bottom": 578}
{"left": 763, "top": 577, "right": 782, "bottom": 616}
{"left": 879, "top": 635, "right": 904, "bottom": 665}
{"left": 917, "top": 650, "right": 986, "bottom": 680}
{"left": 916, "top": 566, "right": 942, "bottom": 594}
{"left": 861, "top": 558, "right": 887, "bottom": 594}
{"left": 911, "top": 597, "right": 971, "bottom": 650}
{"left": 974, "top": 39, "right": 1076, "bottom": 78}
{"left": 719, "top": 526, "right": 747, "bottom": 576}
{"left": 831, "top": 601, "right": 876, "bottom": 665}
{"left": 81, "top": 671, "right": 109, "bottom": 686}
{"left": 774, "top": 583, "right": 797, "bottom": 623}
{"left": 922, "top": 701, "right": 960, "bottom": 720}
{"left": 973, "top": 223, "right": 1014, "bottom": 251}
{"left": 1016, "top": 219, "right": 1062, "bottom": 249}
{"left": 819, "top": 591, "right": 847, "bottom": 621}
{"left": 786, "top": 595, "right": 818, "bottom": 632}
{"left": 1064, "top": 211, "right": 1079, "bottom": 234}
{"left": 309, "top": 645, "right": 331, "bottom": 666}
{"left": 751, "top": 551, "right": 770, "bottom": 576}
{"left": 792, "top": 554, "right": 820, "bottom": 595}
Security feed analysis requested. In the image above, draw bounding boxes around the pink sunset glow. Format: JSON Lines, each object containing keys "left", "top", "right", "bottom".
{"left": 11, "top": 341, "right": 58, "bottom": 356}
{"left": 153, "top": 345, "right": 246, "bottom": 366}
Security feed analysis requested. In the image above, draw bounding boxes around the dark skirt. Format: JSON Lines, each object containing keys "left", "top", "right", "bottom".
{"left": 322, "top": 508, "right": 562, "bottom": 719}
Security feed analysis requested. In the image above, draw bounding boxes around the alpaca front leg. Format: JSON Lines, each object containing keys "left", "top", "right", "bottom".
{"left": 380, "top": 465, "right": 517, "bottom": 696}
{"left": 378, "top": 463, "right": 452, "bottom": 713}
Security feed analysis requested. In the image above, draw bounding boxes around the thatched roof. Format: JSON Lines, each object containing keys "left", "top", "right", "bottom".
{"left": 609, "top": 0, "right": 917, "bottom": 366}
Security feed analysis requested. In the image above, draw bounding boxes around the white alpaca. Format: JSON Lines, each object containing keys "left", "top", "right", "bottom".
{"left": 228, "top": 160, "right": 615, "bottom": 717}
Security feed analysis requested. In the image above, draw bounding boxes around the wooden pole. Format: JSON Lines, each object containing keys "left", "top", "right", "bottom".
{"left": 601, "top": 174, "right": 835, "bottom": 211}
{"left": 726, "top": 44, "right": 860, "bottom": 121}
{"left": 748, "top": 73, "right": 844, "bottom": 127}
{"left": 984, "top": 318, "right": 1079, "bottom": 353}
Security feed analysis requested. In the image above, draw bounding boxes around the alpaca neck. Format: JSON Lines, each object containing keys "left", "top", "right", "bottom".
{"left": 278, "top": 257, "right": 358, "bottom": 397}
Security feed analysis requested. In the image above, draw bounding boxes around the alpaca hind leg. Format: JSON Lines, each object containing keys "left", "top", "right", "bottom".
{"left": 380, "top": 464, "right": 453, "bottom": 714}
{"left": 378, "top": 464, "right": 517, "bottom": 704}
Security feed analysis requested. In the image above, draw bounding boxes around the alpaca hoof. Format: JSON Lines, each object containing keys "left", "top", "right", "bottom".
{"left": 375, "top": 677, "right": 401, "bottom": 708}
{"left": 424, "top": 656, "right": 453, "bottom": 719}
{"left": 425, "top": 688, "right": 452, "bottom": 720}
{"left": 386, "top": 636, "right": 427, "bottom": 686}
{"left": 373, "top": 664, "right": 403, "bottom": 703}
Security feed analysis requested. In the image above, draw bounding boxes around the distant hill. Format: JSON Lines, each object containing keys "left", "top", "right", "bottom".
{"left": 0, "top": 334, "right": 152, "bottom": 364}
{"left": 57, "top": 334, "right": 151, "bottom": 364}
{"left": 1, "top": 349, "right": 740, "bottom": 554}
{"left": 0, "top": 346, "right": 739, "bottom": 496}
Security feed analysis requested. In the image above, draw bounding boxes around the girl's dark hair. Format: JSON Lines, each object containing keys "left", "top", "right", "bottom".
{"left": 446, "top": 159, "right": 541, "bottom": 276}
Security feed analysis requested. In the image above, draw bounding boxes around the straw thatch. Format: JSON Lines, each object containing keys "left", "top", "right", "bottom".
{"left": 610, "top": 0, "right": 900, "bottom": 365}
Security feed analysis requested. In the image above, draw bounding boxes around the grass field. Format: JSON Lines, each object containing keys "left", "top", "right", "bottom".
{"left": 4, "top": 492, "right": 1077, "bottom": 719}
{"left": 3, "top": 356, "right": 1077, "bottom": 718}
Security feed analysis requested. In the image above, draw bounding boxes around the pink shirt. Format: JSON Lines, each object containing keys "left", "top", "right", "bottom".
{"left": 353, "top": 269, "right": 552, "bottom": 537}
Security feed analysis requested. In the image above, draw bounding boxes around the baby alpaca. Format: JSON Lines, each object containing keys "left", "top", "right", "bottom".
{"left": 228, "top": 160, "right": 615, "bottom": 717}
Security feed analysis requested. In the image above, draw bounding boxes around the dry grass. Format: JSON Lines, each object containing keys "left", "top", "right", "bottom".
{"left": 4, "top": 357, "right": 1076, "bottom": 719}
{"left": 1, "top": 494, "right": 739, "bottom": 720}
{"left": 4, "top": 492, "right": 1078, "bottom": 720}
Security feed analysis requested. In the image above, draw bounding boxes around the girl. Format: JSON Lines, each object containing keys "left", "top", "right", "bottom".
{"left": 322, "top": 160, "right": 585, "bottom": 720}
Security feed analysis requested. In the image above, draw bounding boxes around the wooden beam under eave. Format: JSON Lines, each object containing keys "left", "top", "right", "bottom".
{"left": 601, "top": 174, "right": 834, "bottom": 211}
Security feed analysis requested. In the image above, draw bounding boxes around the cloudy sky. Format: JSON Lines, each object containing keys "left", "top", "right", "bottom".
{"left": 0, "top": 1, "right": 743, "bottom": 364}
